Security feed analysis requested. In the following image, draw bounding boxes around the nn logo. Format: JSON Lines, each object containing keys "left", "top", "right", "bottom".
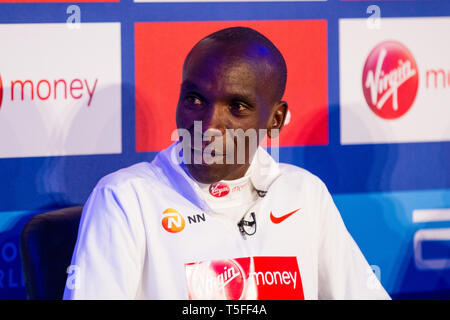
{"left": 161, "top": 208, "right": 206, "bottom": 233}
{"left": 187, "top": 213, "right": 206, "bottom": 224}
{"left": 162, "top": 208, "right": 186, "bottom": 233}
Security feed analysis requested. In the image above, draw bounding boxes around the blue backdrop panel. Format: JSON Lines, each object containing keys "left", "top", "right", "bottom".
{"left": 0, "top": 0, "right": 449, "bottom": 299}
{"left": 334, "top": 189, "right": 450, "bottom": 299}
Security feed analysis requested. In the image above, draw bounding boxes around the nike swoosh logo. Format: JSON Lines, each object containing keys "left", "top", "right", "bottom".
{"left": 270, "top": 209, "right": 301, "bottom": 224}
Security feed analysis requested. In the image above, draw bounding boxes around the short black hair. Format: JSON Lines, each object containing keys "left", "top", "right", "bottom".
{"left": 184, "top": 26, "right": 287, "bottom": 101}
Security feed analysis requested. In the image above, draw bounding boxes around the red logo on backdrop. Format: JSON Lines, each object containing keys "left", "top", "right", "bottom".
{"left": 362, "top": 40, "right": 419, "bottom": 120}
{"left": 209, "top": 182, "right": 230, "bottom": 198}
{"left": 185, "top": 256, "right": 304, "bottom": 300}
{"left": 135, "top": 20, "right": 329, "bottom": 152}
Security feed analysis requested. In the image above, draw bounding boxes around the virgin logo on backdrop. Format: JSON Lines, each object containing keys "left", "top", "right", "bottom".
{"left": 340, "top": 18, "right": 450, "bottom": 145}
{"left": 362, "top": 40, "right": 419, "bottom": 120}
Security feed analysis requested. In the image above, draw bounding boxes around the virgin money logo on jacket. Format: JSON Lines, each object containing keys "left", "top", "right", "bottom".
{"left": 185, "top": 256, "right": 304, "bottom": 300}
{"left": 362, "top": 41, "right": 419, "bottom": 120}
{"left": 0, "top": 23, "right": 121, "bottom": 158}
{"left": 340, "top": 17, "right": 450, "bottom": 144}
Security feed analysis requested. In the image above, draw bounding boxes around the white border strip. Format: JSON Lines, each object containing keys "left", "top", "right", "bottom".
{"left": 412, "top": 209, "right": 450, "bottom": 223}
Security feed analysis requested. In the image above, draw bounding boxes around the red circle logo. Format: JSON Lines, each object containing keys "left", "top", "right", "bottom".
{"left": 362, "top": 40, "right": 419, "bottom": 119}
{"left": 186, "top": 259, "right": 246, "bottom": 300}
{"left": 209, "top": 182, "right": 230, "bottom": 198}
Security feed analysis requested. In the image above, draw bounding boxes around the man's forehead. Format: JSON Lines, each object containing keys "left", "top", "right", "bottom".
{"left": 185, "top": 38, "right": 275, "bottom": 73}
{"left": 182, "top": 39, "right": 280, "bottom": 102}
{"left": 182, "top": 59, "right": 262, "bottom": 98}
{"left": 185, "top": 56, "right": 259, "bottom": 78}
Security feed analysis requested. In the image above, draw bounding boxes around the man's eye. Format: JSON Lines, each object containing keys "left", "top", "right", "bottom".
{"left": 185, "top": 95, "right": 203, "bottom": 106}
{"left": 230, "top": 102, "right": 249, "bottom": 114}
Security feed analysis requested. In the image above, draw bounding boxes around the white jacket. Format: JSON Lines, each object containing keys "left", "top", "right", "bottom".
{"left": 63, "top": 142, "right": 390, "bottom": 300}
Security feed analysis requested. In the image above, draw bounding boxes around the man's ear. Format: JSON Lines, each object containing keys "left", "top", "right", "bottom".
{"left": 267, "top": 101, "right": 288, "bottom": 139}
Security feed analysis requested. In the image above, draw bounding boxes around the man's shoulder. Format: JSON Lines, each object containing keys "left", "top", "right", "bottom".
{"left": 277, "top": 162, "right": 326, "bottom": 188}
{"left": 95, "top": 162, "right": 158, "bottom": 191}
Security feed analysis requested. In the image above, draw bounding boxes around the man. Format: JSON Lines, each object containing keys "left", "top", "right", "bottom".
{"left": 63, "top": 27, "right": 390, "bottom": 299}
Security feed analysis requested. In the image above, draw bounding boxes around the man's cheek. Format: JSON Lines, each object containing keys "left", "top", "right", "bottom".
{"left": 176, "top": 109, "right": 191, "bottom": 130}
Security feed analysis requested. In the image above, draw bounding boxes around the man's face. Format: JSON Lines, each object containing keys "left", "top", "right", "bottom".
{"left": 176, "top": 41, "right": 285, "bottom": 184}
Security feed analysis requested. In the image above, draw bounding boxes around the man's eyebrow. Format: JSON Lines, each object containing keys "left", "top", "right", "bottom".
{"left": 181, "top": 80, "right": 257, "bottom": 107}
{"left": 180, "top": 80, "right": 199, "bottom": 90}
{"left": 229, "top": 93, "right": 256, "bottom": 106}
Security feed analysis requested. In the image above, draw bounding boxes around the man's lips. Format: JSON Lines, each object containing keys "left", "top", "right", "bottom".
{"left": 191, "top": 147, "right": 225, "bottom": 157}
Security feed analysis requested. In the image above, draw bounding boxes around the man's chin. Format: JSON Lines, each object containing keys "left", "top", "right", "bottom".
{"left": 185, "top": 163, "right": 224, "bottom": 184}
{"left": 184, "top": 161, "right": 250, "bottom": 184}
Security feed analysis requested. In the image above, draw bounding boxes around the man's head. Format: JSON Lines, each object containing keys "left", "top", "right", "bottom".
{"left": 176, "top": 26, "right": 288, "bottom": 184}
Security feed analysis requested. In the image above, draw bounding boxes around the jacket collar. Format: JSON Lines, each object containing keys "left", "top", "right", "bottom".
{"left": 154, "top": 142, "right": 281, "bottom": 209}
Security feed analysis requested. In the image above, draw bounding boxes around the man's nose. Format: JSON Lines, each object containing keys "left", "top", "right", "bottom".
{"left": 202, "top": 102, "right": 226, "bottom": 134}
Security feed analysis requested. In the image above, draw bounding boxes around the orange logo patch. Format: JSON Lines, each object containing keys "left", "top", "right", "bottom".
{"left": 161, "top": 208, "right": 185, "bottom": 233}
